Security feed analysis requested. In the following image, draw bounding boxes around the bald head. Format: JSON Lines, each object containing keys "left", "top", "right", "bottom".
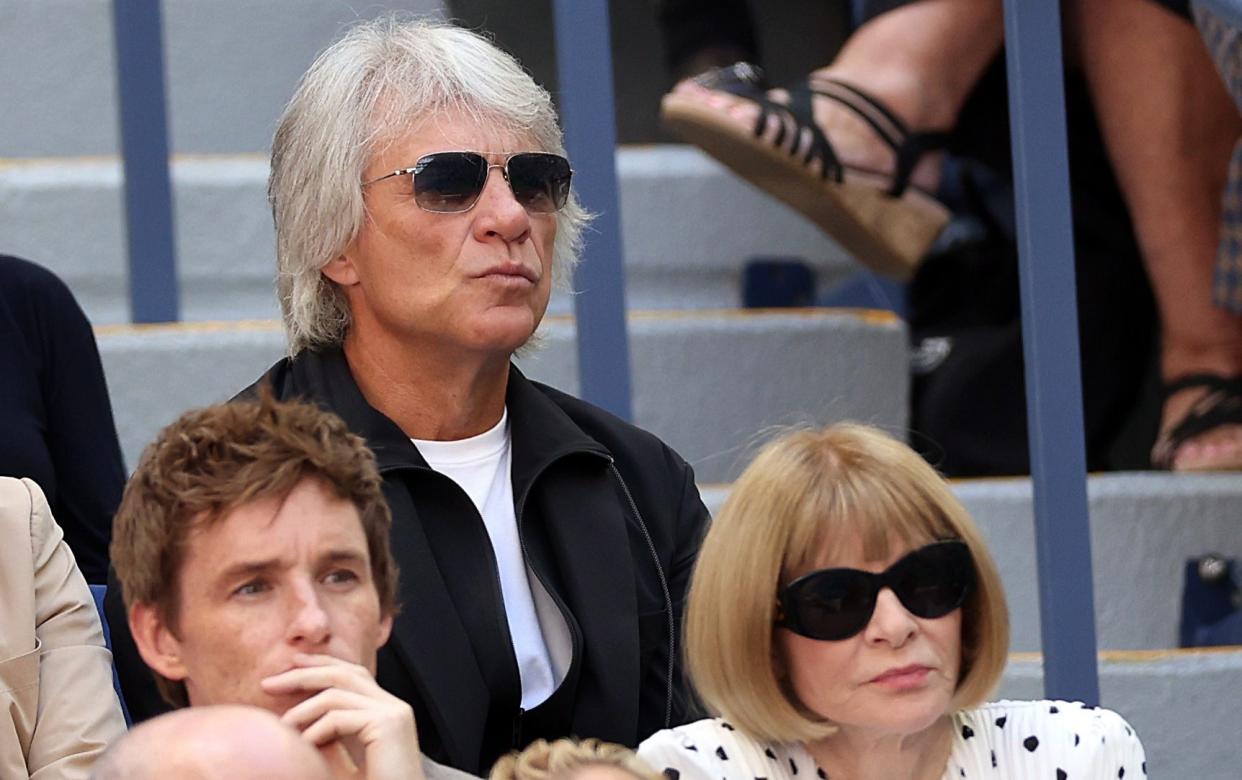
{"left": 92, "top": 705, "right": 331, "bottom": 780}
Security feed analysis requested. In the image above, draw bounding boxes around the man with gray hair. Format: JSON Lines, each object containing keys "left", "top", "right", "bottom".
{"left": 106, "top": 14, "right": 709, "bottom": 776}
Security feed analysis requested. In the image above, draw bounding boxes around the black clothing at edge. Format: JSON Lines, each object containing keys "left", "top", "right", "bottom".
{"left": 105, "top": 346, "right": 710, "bottom": 774}
{"left": 0, "top": 255, "right": 124, "bottom": 583}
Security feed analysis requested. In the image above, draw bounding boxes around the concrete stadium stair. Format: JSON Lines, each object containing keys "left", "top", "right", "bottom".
{"left": 1, "top": 0, "right": 442, "bottom": 157}
{"left": 2, "top": 148, "right": 856, "bottom": 324}
{"left": 97, "top": 308, "right": 906, "bottom": 484}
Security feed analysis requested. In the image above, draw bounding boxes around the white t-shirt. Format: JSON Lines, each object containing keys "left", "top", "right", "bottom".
{"left": 413, "top": 408, "right": 570, "bottom": 709}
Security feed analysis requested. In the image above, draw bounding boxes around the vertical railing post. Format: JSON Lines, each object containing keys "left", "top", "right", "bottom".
{"left": 1001, "top": 0, "right": 1101, "bottom": 703}
{"left": 551, "top": 0, "right": 634, "bottom": 421}
{"left": 112, "top": 0, "right": 179, "bottom": 323}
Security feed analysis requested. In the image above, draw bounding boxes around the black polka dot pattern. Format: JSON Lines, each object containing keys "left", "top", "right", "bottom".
{"left": 635, "top": 703, "right": 1145, "bottom": 780}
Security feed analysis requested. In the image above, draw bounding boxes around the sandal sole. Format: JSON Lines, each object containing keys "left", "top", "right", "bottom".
{"left": 661, "top": 92, "right": 951, "bottom": 280}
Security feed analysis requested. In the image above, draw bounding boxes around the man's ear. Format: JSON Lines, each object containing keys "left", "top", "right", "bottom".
{"left": 321, "top": 252, "right": 360, "bottom": 287}
{"left": 128, "top": 601, "right": 189, "bottom": 683}
{"left": 376, "top": 611, "right": 394, "bottom": 649}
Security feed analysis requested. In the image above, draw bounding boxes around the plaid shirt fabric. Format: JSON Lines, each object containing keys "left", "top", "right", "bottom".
{"left": 1196, "top": 2, "right": 1242, "bottom": 312}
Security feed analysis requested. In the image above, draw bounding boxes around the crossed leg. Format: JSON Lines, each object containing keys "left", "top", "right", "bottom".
{"left": 665, "top": 0, "right": 1242, "bottom": 469}
{"left": 1069, "top": 0, "right": 1242, "bottom": 469}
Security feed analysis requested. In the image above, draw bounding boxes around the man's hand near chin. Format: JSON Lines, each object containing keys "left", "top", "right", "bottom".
{"left": 262, "top": 653, "right": 427, "bottom": 780}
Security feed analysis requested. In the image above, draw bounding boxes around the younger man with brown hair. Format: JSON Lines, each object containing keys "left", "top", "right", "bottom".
{"left": 110, "top": 393, "right": 461, "bottom": 780}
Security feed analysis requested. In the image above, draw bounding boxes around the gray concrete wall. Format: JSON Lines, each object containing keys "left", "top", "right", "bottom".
{"left": 97, "top": 309, "right": 907, "bottom": 484}
{"left": 1, "top": 0, "right": 443, "bottom": 157}
{"left": 1, "top": 148, "right": 855, "bottom": 325}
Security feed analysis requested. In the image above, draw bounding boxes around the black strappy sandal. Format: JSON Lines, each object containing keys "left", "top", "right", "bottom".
{"left": 661, "top": 63, "right": 952, "bottom": 279}
{"left": 1151, "top": 373, "right": 1242, "bottom": 471}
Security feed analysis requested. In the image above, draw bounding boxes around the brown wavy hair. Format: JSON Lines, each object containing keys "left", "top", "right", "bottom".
{"left": 111, "top": 388, "right": 398, "bottom": 706}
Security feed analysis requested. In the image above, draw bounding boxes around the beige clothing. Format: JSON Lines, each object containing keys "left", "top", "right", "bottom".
{"left": 0, "top": 478, "right": 126, "bottom": 779}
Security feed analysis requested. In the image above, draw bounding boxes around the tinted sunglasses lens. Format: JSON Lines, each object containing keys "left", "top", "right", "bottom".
{"left": 413, "top": 153, "right": 486, "bottom": 212}
{"left": 783, "top": 572, "right": 877, "bottom": 640}
{"left": 507, "top": 153, "right": 572, "bottom": 213}
{"left": 892, "top": 542, "right": 974, "bottom": 619}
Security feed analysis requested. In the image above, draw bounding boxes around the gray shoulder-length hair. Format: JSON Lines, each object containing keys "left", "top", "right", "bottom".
{"left": 270, "top": 15, "right": 590, "bottom": 355}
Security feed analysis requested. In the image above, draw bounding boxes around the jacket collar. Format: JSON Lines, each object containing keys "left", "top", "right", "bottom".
{"left": 289, "top": 346, "right": 612, "bottom": 478}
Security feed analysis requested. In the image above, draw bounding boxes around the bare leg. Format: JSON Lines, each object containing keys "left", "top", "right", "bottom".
{"left": 669, "top": 0, "right": 1003, "bottom": 191}
{"left": 1070, "top": 0, "right": 1242, "bottom": 469}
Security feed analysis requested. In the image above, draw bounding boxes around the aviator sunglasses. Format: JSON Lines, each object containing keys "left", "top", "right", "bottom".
{"left": 363, "top": 151, "right": 573, "bottom": 214}
{"left": 776, "top": 540, "right": 975, "bottom": 641}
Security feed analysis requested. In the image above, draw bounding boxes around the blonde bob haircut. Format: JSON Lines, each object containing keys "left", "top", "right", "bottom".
{"left": 686, "top": 423, "right": 1009, "bottom": 745}
{"left": 270, "top": 14, "right": 589, "bottom": 355}
{"left": 489, "top": 738, "right": 662, "bottom": 780}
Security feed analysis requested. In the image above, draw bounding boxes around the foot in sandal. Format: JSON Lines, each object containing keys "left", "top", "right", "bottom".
{"left": 661, "top": 63, "right": 954, "bottom": 279}
{"left": 1152, "top": 374, "right": 1242, "bottom": 471}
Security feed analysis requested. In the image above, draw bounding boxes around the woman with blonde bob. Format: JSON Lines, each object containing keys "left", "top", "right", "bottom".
{"left": 639, "top": 424, "right": 1145, "bottom": 779}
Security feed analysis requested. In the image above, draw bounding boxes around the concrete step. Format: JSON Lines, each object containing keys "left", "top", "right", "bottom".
{"left": 702, "top": 472, "right": 1242, "bottom": 652}
{"left": 0, "top": 0, "right": 441, "bottom": 157}
{"left": 3, "top": 0, "right": 842, "bottom": 151}
{"left": 1000, "top": 649, "right": 1242, "bottom": 780}
{"left": 1, "top": 149, "right": 855, "bottom": 324}
{"left": 97, "top": 308, "right": 907, "bottom": 484}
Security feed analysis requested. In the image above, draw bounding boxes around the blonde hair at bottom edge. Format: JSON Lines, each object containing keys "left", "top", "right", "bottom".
{"left": 489, "top": 738, "right": 663, "bottom": 780}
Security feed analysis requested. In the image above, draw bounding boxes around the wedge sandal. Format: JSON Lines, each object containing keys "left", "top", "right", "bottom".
{"left": 661, "top": 63, "right": 953, "bottom": 280}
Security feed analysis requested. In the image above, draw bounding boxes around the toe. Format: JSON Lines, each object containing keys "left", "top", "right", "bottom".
{"left": 1170, "top": 425, "right": 1242, "bottom": 471}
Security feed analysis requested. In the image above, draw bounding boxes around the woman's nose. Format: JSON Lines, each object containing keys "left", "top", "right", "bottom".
{"left": 864, "top": 587, "right": 918, "bottom": 647}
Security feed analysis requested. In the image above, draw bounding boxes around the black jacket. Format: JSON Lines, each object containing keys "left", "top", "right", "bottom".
{"left": 106, "top": 347, "right": 709, "bottom": 774}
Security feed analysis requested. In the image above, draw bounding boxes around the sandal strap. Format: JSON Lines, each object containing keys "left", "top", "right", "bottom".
{"left": 688, "top": 63, "right": 837, "bottom": 176}
{"left": 808, "top": 76, "right": 952, "bottom": 197}
{"left": 1152, "top": 373, "right": 1242, "bottom": 468}
{"left": 785, "top": 85, "right": 843, "bottom": 181}
{"left": 1162, "top": 372, "right": 1242, "bottom": 398}
{"left": 723, "top": 86, "right": 843, "bottom": 182}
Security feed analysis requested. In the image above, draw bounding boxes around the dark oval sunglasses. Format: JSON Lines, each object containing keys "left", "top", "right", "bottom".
{"left": 776, "top": 539, "right": 975, "bottom": 641}
{"left": 363, "top": 151, "right": 573, "bottom": 214}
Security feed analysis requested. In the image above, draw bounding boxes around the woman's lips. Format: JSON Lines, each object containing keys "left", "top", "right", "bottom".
{"left": 869, "top": 665, "right": 932, "bottom": 689}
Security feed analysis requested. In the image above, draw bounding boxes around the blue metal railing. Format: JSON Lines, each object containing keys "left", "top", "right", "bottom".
{"left": 1001, "top": 0, "right": 1100, "bottom": 703}
{"left": 113, "top": 0, "right": 1101, "bottom": 701}
{"left": 551, "top": 0, "right": 635, "bottom": 422}
{"left": 111, "top": 0, "right": 179, "bottom": 323}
